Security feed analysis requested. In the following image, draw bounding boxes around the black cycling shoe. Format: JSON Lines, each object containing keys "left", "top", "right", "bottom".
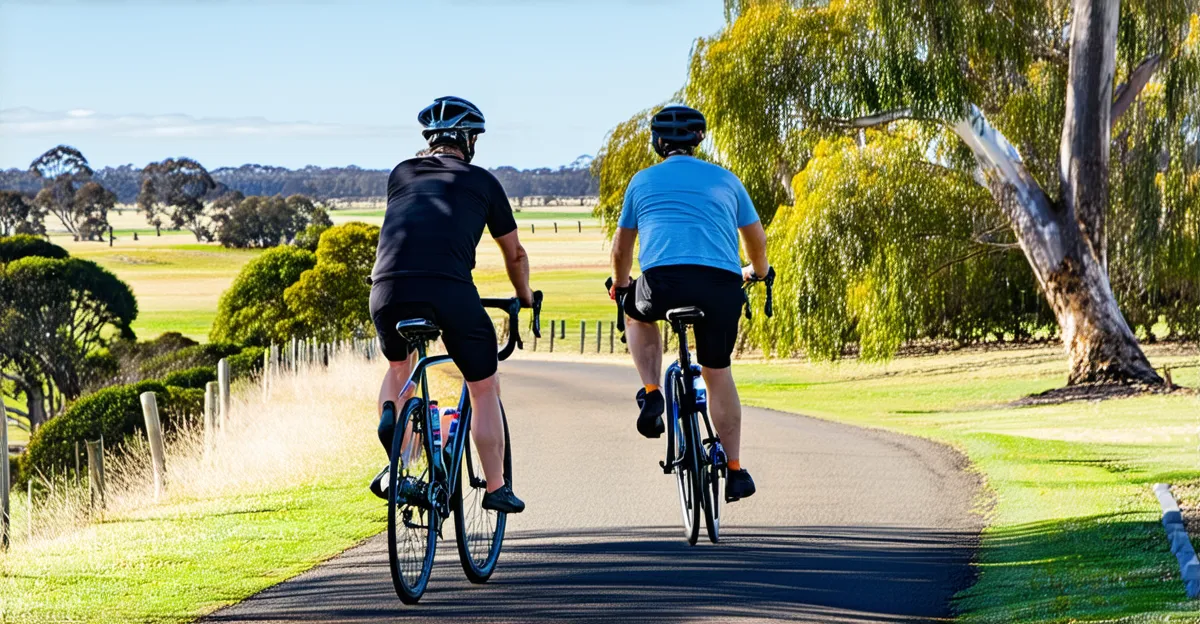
{"left": 725, "top": 469, "right": 756, "bottom": 502}
{"left": 368, "top": 464, "right": 390, "bottom": 500}
{"left": 481, "top": 484, "right": 526, "bottom": 514}
{"left": 636, "top": 387, "right": 666, "bottom": 438}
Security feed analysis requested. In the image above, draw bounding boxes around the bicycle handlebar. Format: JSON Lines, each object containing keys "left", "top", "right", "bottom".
{"left": 604, "top": 277, "right": 628, "bottom": 343}
{"left": 481, "top": 291, "right": 543, "bottom": 362}
{"left": 743, "top": 266, "right": 775, "bottom": 320}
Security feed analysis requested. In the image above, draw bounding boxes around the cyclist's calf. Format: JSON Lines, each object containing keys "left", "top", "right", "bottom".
{"left": 466, "top": 374, "right": 507, "bottom": 492}
{"left": 700, "top": 366, "right": 742, "bottom": 464}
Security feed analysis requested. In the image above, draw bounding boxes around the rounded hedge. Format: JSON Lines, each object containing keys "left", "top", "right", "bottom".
{"left": 19, "top": 380, "right": 203, "bottom": 481}
{"left": 162, "top": 366, "right": 217, "bottom": 389}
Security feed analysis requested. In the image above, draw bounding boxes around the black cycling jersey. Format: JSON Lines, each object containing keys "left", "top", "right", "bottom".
{"left": 371, "top": 155, "right": 517, "bottom": 284}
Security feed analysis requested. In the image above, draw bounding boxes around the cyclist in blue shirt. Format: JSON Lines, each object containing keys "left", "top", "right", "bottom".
{"left": 609, "top": 105, "right": 770, "bottom": 502}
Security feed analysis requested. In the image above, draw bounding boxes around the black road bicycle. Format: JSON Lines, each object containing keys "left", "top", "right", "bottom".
{"left": 384, "top": 292, "right": 542, "bottom": 603}
{"left": 607, "top": 269, "right": 773, "bottom": 545}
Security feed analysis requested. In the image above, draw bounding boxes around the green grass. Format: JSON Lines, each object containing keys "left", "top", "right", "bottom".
{"left": 68, "top": 243, "right": 263, "bottom": 341}
{"left": 476, "top": 267, "right": 614, "bottom": 328}
{"left": 0, "top": 476, "right": 384, "bottom": 623}
{"left": 736, "top": 346, "right": 1200, "bottom": 622}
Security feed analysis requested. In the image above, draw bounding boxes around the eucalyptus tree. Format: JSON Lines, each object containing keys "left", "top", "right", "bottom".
{"left": 28, "top": 145, "right": 107, "bottom": 239}
{"left": 602, "top": 0, "right": 1199, "bottom": 385}
{"left": 0, "top": 191, "right": 46, "bottom": 236}
{"left": 138, "top": 158, "right": 218, "bottom": 241}
{"left": 0, "top": 256, "right": 137, "bottom": 426}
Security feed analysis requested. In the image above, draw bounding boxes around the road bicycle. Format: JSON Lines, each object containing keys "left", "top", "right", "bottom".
{"left": 607, "top": 269, "right": 773, "bottom": 544}
{"left": 384, "top": 292, "right": 542, "bottom": 603}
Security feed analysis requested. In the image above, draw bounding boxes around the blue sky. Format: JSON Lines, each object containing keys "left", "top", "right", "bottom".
{"left": 0, "top": 1, "right": 726, "bottom": 170}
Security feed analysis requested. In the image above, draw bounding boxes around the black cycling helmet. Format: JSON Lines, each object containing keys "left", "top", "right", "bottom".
{"left": 418, "top": 96, "right": 486, "bottom": 162}
{"left": 651, "top": 105, "right": 706, "bottom": 158}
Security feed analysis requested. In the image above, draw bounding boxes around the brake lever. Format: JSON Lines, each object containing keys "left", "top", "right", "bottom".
{"left": 531, "top": 290, "right": 543, "bottom": 339}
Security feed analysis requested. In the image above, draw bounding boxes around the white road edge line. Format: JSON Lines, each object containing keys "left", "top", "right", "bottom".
{"left": 1153, "top": 483, "right": 1200, "bottom": 598}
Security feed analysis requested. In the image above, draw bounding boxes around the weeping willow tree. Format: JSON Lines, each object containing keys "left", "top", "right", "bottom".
{"left": 598, "top": 0, "right": 1200, "bottom": 385}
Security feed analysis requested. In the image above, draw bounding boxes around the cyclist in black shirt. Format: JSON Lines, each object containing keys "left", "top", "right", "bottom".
{"left": 369, "top": 97, "right": 533, "bottom": 513}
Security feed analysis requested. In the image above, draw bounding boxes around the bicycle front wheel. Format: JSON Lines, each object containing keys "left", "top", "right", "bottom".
{"left": 666, "top": 368, "right": 701, "bottom": 545}
{"left": 388, "top": 397, "right": 438, "bottom": 604}
{"left": 453, "top": 401, "right": 511, "bottom": 583}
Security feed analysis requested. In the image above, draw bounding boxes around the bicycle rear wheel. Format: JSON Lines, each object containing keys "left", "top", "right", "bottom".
{"left": 387, "top": 397, "right": 438, "bottom": 604}
{"left": 700, "top": 426, "right": 722, "bottom": 544}
{"left": 666, "top": 368, "right": 701, "bottom": 545}
{"left": 453, "top": 401, "right": 511, "bottom": 583}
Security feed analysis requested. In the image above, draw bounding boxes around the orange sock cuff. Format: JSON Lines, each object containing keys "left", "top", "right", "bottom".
{"left": 645, "top": 384, "right": 660, "bottom": 394}
{"left": 727, "top": 459, "right": 741, "bottom": 471}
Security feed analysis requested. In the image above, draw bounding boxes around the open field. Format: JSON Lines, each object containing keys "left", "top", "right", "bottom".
{"left": 728, "top": 344, "right": 1200, "bottom": 622}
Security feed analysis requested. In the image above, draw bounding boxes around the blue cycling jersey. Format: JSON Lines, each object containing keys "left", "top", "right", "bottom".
{"left": 616, "top": 155, "right": 759, "bottom": 276}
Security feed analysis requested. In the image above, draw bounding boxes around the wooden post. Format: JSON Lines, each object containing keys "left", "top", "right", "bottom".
{"left": 610, "top": 321, "right": 615, "bottom": 353}
{"left": 140, "top": 392, "right": 165, "bottom": 501}
{"left": 549, "top": 320, "right": 556, "bottom": 352}
{"left": 204, "top": 382, "right": 217, "bottom": 459}
{"left": 1, "top": 398, "right": 9, "bottom": 550}
{"left": 560, "top": 320, "right": 566, "bottom": 340}
{"left": 262, "top": 349, "right": 270, "bottom": 400}
{"left": 577, "top": 220, "right": 582, "bottom": 233}
{"left": 27, "top": 479, "right": 32, "bottom": 540}
{"left": 74, "top": 441, "right": 81, "bottom": 482}
{"left": 580, "top": 321, "right": 585, "bottom": 354}
{"left": 596, "top": 321, "right": 602, "bottom": 353}
{"left": 86, "top": 439, "right": 105, "bottom": 511}
{"left": 531, "top": 223, "right": 535, "bottom": 234}
{"left": 218, "top": 358, "right": 231, "bottom": 431}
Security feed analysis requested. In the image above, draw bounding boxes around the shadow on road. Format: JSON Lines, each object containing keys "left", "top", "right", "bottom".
{"left": 206, "top": 525, "right": 977, "bottom": 623}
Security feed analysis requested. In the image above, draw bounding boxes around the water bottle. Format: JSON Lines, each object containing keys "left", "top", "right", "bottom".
{"left": 441, "top": 408, "right": 460, "bottom": 465}
{"left": 428, "top": 401, "right": 442, "bottom": 470}
{"left": 693, "top": 368, "right": 708, "bottom": 413}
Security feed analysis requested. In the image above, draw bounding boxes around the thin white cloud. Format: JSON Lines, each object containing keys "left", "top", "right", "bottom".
{"left": 0, "top": 107, "right": 412, "bottom": 139}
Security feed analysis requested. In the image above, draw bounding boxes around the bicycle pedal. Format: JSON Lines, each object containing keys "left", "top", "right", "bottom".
{"left": 659, "top": 460, "right": 673, "bottom": 475}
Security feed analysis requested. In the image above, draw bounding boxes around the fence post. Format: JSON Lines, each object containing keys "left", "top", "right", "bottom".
{"left": 204, "top": 382, "right": 218, "bottom": 459}
{"left": 74, "top": 441, "right": 81, "bottom": 483}
{"left": 27, "top": 479, "right": 33, "bottom": 540}
{"left": 578, "top": 220, "right": 582, "bottom": 233}
{"left": 262, "top": 349, "right": 271, "bottom": 400}
{"left": 218, "top": 358, "right": 231, "bottom": 431}
{"left": 86, "top": 438, "right": 106, "bottom": 511}
{"left": 596, "top": 320, "right": 602, "bottom": 352}
{"left": 1, "top": 398, "right": 9, "bottom": 550}
{"left": 554, "top": 222, "right": 558, "bottom": 233}
{"left": 580, "top": 321, "right": 585, "bottom": 354}
{"left": 549, "top": 320, "right": 556, "bottom": 352}
{"left": 531, "top": 223, "right": 535, "bottom": 234}
{"left": 610, "top": 321, "right": 615, "bottom": 354}
{"left": 560, "top": 320, "right": 566, "bottom": 340}
{"left": 140, "top": 392, "right": 166, "bottom": 501}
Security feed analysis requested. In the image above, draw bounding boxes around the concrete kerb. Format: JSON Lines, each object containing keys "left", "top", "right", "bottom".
{"left": 1153, "top": 483, "right": 1200, "bottom": 598}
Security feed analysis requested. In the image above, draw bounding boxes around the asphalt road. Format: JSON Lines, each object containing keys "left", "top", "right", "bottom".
{"left": 206, "top": 358, "right": 982, "bottom": 623}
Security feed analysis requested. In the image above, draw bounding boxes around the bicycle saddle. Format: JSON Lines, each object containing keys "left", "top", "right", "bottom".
{"left": 395, "top": 318, "right": 441, "bottom": 342}
{"left": 666, "top": 307, "right": 705, "bottom": 323}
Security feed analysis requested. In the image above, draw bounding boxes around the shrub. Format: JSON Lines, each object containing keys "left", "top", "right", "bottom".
{"left": 209, "top": 246, "right": 316, "bottom": 346}
{"left": 0, "top": 234, "right": 68, "bottom": 263}
{"left": 20, "top": 380, "right": 169, "bottom": 480}
{"left": 226, "top": 346, "right": 265, "bottom": 378}
{"left": 162, "top": 366, "right": 217, "bottom": 389}
{"left": 138, "top": 342, "right": 242, "bottom": 379}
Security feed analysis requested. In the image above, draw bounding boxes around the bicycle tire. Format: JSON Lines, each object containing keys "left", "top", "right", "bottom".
{"left": 453, "top": 400, "right": 511, "bottom": 583}
{"left": 666, "top": 368, "right": 701, "bottom": 545}
{"left": 701, "top": 433, "right": 721, "bottom": 544}
{"left": 387, "top": 397, "right": 438, "bottom": 604}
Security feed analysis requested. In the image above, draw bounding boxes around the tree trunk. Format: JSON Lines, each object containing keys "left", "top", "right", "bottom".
{"left": 951, "top": 106, "right": 1163, "bottom": 386}
{"left": 1059, "top": 0, "right": 1119, "bottom": 269}
{"left": 27, "top": 385, "right": 46, "bottom": 430}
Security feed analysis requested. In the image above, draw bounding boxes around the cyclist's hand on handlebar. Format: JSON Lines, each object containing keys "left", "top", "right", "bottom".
{"left": 742, "top": 264, "right": 758, "bottom": 282}
{"left": 609, "top": 276, "right": 631, "bottom": 301}
{"left": 517, "top": 287, "right": 535, "bottom": 308}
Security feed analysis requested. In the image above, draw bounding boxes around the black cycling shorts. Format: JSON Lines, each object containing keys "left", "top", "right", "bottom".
{"left": 622, "top": 264, "right": 744, "bottom": 369}
{"left": 369, "top": 277, "right": 498, "bottom": 382}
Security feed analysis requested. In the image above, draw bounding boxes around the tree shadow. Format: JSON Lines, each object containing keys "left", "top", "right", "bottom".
{"left": 204, "top": 525, "right": 978, "bottom": 623}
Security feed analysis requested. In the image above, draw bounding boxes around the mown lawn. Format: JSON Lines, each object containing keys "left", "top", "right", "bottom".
{"left": 736, "top": 345, "right": 1200, "bottom": 622}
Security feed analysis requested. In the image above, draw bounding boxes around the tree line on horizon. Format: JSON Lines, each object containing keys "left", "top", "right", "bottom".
{"left": 0, "top": 155, "right": 598, "bottom": 205}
